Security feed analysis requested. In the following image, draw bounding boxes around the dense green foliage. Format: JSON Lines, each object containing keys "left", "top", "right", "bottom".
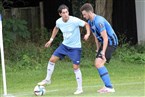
{"left": 114, "top": 44, "right": 145, "bottom": 64}
{"left": 3, "top": 18, "right": 30, "bottom": 47}
{"left": 2, "top": 40, "right": 145, "bottom": 72}
{"left": 2, "top": 17, "right": 52, "bottom": 46}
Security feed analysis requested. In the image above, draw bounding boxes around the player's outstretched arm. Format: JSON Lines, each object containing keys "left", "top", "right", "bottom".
{"left": 45, "top": 26, "right": 59, "bottom": 48}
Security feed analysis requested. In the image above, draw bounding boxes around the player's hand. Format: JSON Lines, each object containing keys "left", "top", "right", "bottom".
{"left": 96, "top": 50, "right": 99, "bottom": 53}
{"left": 45, "top": 41, "right": 52, "bottom": 48}
{"left": 84, "top": 34, "right": 90, "bottom": 41}
{"left": 101, "top": 52, "right": 106, "bottom": 61}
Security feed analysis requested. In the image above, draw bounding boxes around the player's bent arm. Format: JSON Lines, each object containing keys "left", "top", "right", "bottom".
{"left": 101, "top": 30, "right": 108, "bottom": 55}
{"left": 50, "top": 26, "right": 59, "bottom": 42}
{"left": 45, "top": 26, "right": 59, "bottom": 48}
{"left": 93, "top": 33, "right": 100, "bottom": 52}
{"left": 83, "top": 22, "right": 91, "bottom": 41}
{"left": 85, "top": 22, "right": 91, "bottom": 35}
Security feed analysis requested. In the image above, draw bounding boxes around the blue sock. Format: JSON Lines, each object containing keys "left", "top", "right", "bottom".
{"left": 97, "top": 66, "right": 113, "bottom": 88}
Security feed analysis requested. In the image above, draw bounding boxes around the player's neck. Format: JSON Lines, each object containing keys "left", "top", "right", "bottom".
{"left": 90, "top": 13, "right": 96, "bottom": 21}
{"left": 62, "top": 16, "right": 69, "bottom": 22}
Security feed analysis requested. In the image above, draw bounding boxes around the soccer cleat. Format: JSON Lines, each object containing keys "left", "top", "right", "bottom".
{"left": 97, "top": 86, "right": 115, "bottom": 93}
{"left": 37, "top": 80, "right": 51, "bottom": 86}
{"left": 74, "top": 89, "right": 83, "bottom": 95}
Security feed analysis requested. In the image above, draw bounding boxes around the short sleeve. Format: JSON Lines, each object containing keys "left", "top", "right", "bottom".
{"left": 56, "top": 20, "right": 59, "bottom": 28}
{"left": 74, "top": 17, "right": 85, "bottom": 27}
{"left": 96, "top": 22, "right": 106, "bottom": 33}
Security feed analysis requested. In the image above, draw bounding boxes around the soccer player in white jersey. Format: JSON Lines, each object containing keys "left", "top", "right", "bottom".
{"left": 38, "top": 4, "right": 90, "bottom": 95}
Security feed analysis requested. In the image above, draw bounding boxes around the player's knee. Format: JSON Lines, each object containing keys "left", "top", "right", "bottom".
{"left": 95, "top": 58, "right": 105, "bottom": 68}
{"left": 73, "top": 67, "right": 79, "bottom": 70}
{"left": 73, "top": 65, "right": 79, "bottom": 70}
{"left": 95, "top": 63, "right": 99, "bottom": 68}
{"left": 49, "top": 57, "right": 56, "bottom": 63}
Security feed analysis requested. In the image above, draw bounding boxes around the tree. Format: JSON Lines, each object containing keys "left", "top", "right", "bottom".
{"left": 95, "top": 0, "right": 113, "bottom": 24}
{"left": 71, "top": 0, "right": 113, "bottom": 24}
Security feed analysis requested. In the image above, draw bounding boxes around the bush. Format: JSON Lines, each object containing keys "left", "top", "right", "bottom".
{"left": 114, "top": 44, "right": 145, "bottom": 64}
{"left": 3, "top": 17, "right": 30, "bottom": 47}
{"left": 4, "top": 42, "right": 53, "bottom": 71}
{"left": 2, "top": 42, "right": 145, "bottom": 71}
{"left": 29, "top": 27, "right": 49, "bottom": 44}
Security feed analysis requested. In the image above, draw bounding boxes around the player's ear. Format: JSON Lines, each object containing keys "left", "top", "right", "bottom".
{"left": 59, "top": 13, "right": 62, "bottom": 17}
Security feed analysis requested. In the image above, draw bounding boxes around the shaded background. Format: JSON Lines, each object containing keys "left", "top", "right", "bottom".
{"left": 2, "top": 0, "right": 137, "bottom": 44}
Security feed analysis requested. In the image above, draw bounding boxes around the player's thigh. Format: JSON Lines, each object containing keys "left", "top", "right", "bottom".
{"left": 50, "top": 44, "right": 66, "bottom": 62}
{"left": 105, "top": 46, "right": 116, "bottom": 63}
{"left": 68, "top": 48, "right": 82, "bottom": 65}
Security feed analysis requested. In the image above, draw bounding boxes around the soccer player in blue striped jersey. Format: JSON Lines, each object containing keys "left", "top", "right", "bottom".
{"left": 80, "top": 3, "right": 118, "bottom": 93}
{"left": 38, "top": 4, "right": 90, "bottom": 95}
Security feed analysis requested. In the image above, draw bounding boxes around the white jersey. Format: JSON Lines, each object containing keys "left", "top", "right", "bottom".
{"left": 56, "top": 16, "right": 85, "bottom": 48}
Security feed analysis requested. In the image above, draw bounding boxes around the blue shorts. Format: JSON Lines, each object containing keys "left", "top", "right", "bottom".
{"left": 53, "top": 44, "right": 82, "bottom": 65}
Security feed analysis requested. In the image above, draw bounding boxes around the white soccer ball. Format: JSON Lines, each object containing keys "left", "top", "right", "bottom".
{"left": 34, "top": 85, "right": 46, "bottom": 96}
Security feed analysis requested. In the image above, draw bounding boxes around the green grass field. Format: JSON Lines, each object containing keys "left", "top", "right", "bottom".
{"left": 0, "top": 58, "right": 144, "bottom": 97}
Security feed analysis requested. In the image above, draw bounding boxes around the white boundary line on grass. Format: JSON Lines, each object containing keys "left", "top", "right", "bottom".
{"left": 1, "top": 81, "right": 144, "bottom": 97}
{"left": 84, "top": 81, "right": 145, "bottom": 88}
{"left": 1, "top": 89, "right": 59, "bottom": 97}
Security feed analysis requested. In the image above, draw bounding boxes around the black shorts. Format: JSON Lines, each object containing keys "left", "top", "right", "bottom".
{"left": 96, "top": 45, "right": 117, "bottom": 63}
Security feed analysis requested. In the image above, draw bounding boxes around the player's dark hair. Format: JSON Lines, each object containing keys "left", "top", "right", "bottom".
{"left": 80, "top": 3, "right": 94, "bottom": 12}
{"left": 58, "top": 4, "right": 69, "bottom": 13}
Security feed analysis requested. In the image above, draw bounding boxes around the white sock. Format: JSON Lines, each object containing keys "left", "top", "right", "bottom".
{"left": 74, "top": 68, "right": 82, "bottom": 90}
{"left": 45, "top": 61, "right": 55, "bottom": 81}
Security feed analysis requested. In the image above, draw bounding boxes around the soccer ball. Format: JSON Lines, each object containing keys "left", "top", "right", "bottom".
{"left": 34, "top": 85, "right": 46, "bottom": 96}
